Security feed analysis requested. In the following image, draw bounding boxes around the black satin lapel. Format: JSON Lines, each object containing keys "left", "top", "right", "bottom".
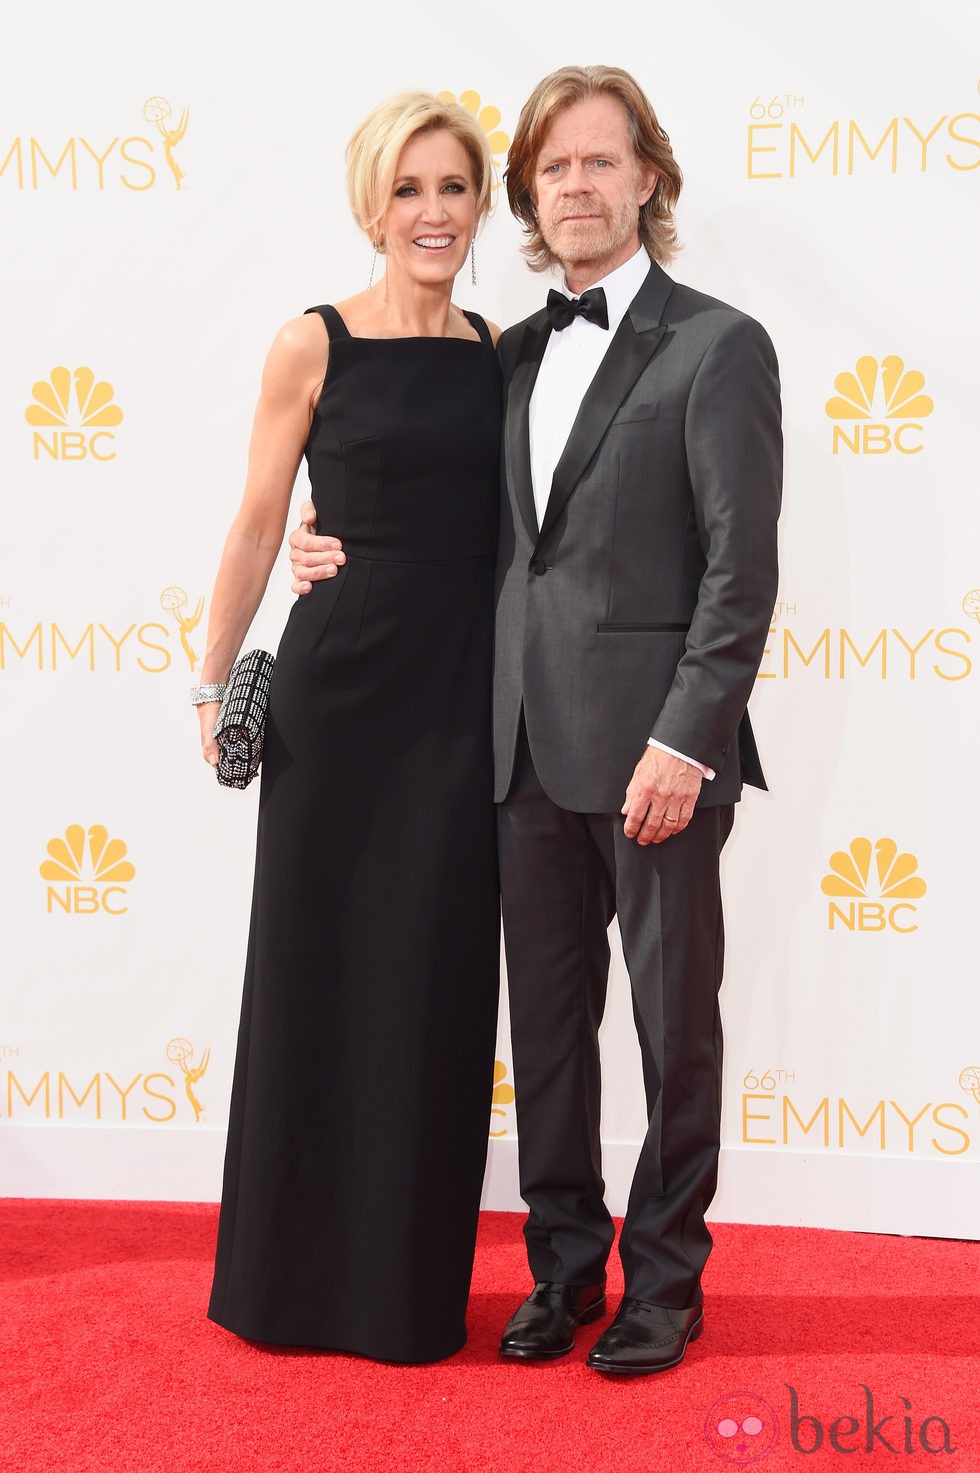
{"left": 536, "top": 318, "right": 667, "bottom": 548}
{"left": 504, "top": 317, "right": 550, "bottom": 543}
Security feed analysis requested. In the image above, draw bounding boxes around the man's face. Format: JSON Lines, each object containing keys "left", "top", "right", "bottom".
{"left": 531, "top": 94, "right": 658, "bottom": 281}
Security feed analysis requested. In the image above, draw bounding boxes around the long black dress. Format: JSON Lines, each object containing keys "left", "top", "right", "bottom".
{"left": 208, "top": 305, "right": 502, "bottom": 1362}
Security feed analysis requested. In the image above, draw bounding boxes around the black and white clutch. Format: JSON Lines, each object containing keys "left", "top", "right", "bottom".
{"left": 212, "top": 649, "right": 275, "bottom": 789}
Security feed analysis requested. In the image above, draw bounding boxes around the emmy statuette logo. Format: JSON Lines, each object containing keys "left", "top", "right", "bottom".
{"left": 142, "top": 97, "right": 189, "bottom": 189}
{"left": 821, "top": 837, "right": 926, "bottom": 933}
{"left": 40, "top": 824, "right": 136, "bottom": 915}
{"left": 160, "top": 587, "right": 205, "bottom": 673}
{"left": 26, "top": 366, "right": 123, "bottom": 462}
{"left": 959, "top": 1067, "right": 980, "bottom": 1114}
{"left": 166, "top": 1038, "right": 210, "bottom": 1122}
{"left": 962, "top": 590, "right": 980, "bottom": 628}
{"left": 825, "top": 356, "right": 933, "bottom": 455}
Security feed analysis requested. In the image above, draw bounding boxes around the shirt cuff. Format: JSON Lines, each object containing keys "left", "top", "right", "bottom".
{"left": 647, "top": 738, "right": 715, "bottom": 781}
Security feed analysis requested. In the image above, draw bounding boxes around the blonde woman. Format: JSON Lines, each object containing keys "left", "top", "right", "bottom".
{"left": 198, "top": 93, "right": 501, "bottom": 1363}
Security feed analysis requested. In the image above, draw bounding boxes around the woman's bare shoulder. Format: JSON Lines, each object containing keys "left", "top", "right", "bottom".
{"left": 271, "top": 312, "right": 330, "bottom": 358}
{"left": 259, "top": 314, "right": 329, "bottom": 406}
{"left": 268, "top": 311, "right": 331, "bottom": 367}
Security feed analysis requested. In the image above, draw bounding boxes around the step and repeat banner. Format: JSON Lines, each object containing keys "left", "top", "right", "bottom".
{"left": 1, "top": 0, "right": 977, "bottom": 1236}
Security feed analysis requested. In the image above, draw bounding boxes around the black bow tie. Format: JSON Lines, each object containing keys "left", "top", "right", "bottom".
{"left": 546, "top": 286, "right": 609, "bottom": 332}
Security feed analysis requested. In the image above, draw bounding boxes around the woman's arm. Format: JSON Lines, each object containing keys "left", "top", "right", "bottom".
{"left": 195, "top": 313, "right": 327, "bottom": 766}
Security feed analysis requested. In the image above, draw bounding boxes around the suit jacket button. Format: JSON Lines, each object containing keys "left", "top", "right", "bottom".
{"left": 531, "top": 559, "right": 547, "bottom": 576}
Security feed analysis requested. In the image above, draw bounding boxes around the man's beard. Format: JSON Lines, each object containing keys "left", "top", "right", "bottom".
{"left": 539, "top": 195, "right": 639, "bottom": 268}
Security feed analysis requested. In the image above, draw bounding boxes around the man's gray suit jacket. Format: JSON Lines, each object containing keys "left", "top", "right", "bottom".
{"left": 493, "top": 259, "right": 783, "bottom": 813}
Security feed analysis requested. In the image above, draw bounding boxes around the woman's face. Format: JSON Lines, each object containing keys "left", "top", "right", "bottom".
{"left": 381, "top": 128, "right": 478, "bottom": 288}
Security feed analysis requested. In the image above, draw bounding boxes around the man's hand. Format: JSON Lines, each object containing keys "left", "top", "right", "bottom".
{"left": 288, "top": 498, "right": 346, "bottom": 594}
{"left": 621, "top": 747, "right": 703, "bottom": 845}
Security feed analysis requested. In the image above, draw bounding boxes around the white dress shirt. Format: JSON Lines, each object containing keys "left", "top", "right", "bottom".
{"left": 528, "top": 247, "right": 714, "bottom": 780}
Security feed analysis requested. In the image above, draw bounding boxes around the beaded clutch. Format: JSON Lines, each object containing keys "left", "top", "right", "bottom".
{"left": 212, "top": 649, "right": 275, "bottom": 789}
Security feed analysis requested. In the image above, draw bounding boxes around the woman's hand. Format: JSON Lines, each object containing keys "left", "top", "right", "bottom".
{"left": 197, "top": 701, "right": 222, "bottom": 770}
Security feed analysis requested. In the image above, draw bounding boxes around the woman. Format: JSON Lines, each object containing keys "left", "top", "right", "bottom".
{"left": 194, "top": 93, "right": 502, "bottom": 1363}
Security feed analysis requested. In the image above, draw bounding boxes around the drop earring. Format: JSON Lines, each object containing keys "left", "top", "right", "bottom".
{"left": 470, "top": 238, "right": 477, "bottom": 287}
{"left": 368, "top": 241, "right": 379, "bottom": 289}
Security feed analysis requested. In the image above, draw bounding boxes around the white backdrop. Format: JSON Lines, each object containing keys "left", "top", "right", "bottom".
{"left": 1, "top": 0, "right": 977, "bottom": 1238}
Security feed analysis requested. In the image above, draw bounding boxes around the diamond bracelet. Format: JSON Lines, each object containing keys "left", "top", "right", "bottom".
{"left": 190, "top": 683, "right": 227, "bottom": 706}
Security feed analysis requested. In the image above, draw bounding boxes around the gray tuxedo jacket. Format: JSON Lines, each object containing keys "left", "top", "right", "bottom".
{"left": 493, "top": 259, "right": 782, "bottom": 811}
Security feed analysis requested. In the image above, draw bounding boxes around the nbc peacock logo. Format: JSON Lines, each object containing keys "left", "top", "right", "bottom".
{"left": 437, "top": 90, "right": 509, "bottom": 186}
{"left": 821, "top": 837, "right": 926, "bottom": 934}
{"left": 825, "top": 355, "right": 933, "bottom": 456}
{"left": 40, "top": 824, "right": 136, "bottom": 916}
{"left": 489, "top": 1059, "right": 516, "bottom": 1137}
{"left": 26, "top": 366, "right": 123, "bottom": 462}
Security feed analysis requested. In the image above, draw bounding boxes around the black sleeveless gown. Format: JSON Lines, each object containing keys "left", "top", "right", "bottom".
{"left": 208, "top": 305, "right": 502, "bottom": 1362}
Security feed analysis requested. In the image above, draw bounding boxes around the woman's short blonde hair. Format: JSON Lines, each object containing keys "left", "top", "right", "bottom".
{"left": 347, "top": 92, "right": 494, "bottom": 250}
{"left": 505, "top": 65, "right": 683, "bottom": 271}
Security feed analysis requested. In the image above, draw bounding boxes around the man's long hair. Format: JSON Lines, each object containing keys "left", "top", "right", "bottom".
{"left": 505, "top": 65, "right": 683, "bottom": 271}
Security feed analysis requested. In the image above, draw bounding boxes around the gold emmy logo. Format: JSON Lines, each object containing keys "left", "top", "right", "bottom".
{"left": 160, "top": 586, "right": 204, "bottom": 672}
{"left": 40, "top": 824, "right": 136, "bottom": 916}
{"left": 755, "top": 596, "right": 974, "bottom": 683}
{"left": 740, "top": 1068, "right": 971, "bottom": 1156}
{"left": 26, "top": 366, "right": 123, "bottom": 462}
{"left": 437, "top": 91, "right": 509, "bottom": 184}
{"left": 822, "top": 837, "right": 926, "bottom": 934}
{"left": 166, "top": 1037, "right": 210, "bottom": 1122}
{"left": 3, "top": 1049, "right": 203, "bottom": 1123}
{"left": 489, "top": 1059, "right": 516, "bottom": 1137}
{"left": 0, "top": 616, "right": 174, "bottom": 673}
{"left": 959, "top": 1066, "right": 980, "bottom": 1112}
{"left": 746, "top": 105, "right": 980, "bottom": 180}
{"left": 143, "top": 96, "right": 189, "bottom": 189}
{"left": 1, "top": 100, "right": 192, "bottom": 192}
{"left": 826, "top": 356, "right": 933, "bottom": 455}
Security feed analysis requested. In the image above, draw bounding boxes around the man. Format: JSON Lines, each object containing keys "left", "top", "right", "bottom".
{"left": 290, "top": 65, "right": 781, "bottom": 1375}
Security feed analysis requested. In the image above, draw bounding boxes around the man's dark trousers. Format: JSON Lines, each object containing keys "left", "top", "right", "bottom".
{"left": 498, "top": 723, "right": 735, "bottom": 1307}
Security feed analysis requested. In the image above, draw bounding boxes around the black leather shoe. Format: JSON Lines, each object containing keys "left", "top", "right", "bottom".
{"left": 586, "top": 1299, "right": 703, "bottom": 1374}
{"left": 499, "top": 1281, "right": 606, "bottom": 1359}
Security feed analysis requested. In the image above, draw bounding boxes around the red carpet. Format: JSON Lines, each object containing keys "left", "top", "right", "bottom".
{"left": 1, "top": 1202, "right": 976, "bottom": 1471}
